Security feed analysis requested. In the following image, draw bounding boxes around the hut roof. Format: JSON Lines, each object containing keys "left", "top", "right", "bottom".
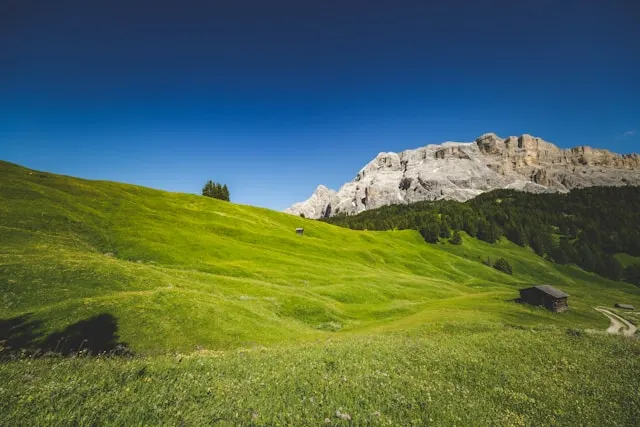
{"left": 522, "top": 285, "right": 569, "bottom": 299}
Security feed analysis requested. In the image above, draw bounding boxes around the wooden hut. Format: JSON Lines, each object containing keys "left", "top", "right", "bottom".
{"left": 519, "top": 285, "right": 569, "bottom": 313}
{"left": 295, "top": 228, "right": 304, "bottom": 236}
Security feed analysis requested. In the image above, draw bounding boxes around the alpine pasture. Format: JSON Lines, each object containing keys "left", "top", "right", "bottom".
{"left": 1, "top": 160, "right": 639, "bottom": 425}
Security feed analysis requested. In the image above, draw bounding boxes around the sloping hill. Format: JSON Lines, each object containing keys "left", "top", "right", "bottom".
{"left": 2, "top": 160, "right": 640, "bottom": 425}
{"left": 1, "top": 160, "right": 639, "bottom": 354}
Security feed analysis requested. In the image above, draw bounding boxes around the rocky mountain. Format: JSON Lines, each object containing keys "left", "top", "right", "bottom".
{"left": 285, "top": 133, "right": 640, "bottom": 218}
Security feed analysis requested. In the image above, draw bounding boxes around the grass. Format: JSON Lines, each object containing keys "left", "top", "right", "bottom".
{"left": 1, "top": 159, "right": 640, "bottom": 424}
{"left": 2, "top": 327, "right": 639, "bottom": 426}
{"left": 616, "top": 253, "right": 640, "bottom": 268}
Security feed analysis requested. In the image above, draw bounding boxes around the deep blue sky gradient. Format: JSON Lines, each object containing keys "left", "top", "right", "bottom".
{"left": 1, "top": 0, "right": 639, "bottom": 210}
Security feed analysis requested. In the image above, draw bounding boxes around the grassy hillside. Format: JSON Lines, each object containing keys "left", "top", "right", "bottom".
{"left": 324, "top": 186, "right": 640, "bottom": 285}
{"left": 617, "top": 253, "right": 640, "bottom": 268}
{"left": 2, "top": 160, "right": 640, "bottom": 425}
{"left": 1, "top": 159, "right": 640, "bottom": 354}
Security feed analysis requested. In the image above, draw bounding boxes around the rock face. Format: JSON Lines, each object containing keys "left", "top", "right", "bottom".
{"left": 286, "top": 185, "right": 337, "bottom": 219}
{"left": 285, "top": 133, "right": 640, "bottom": 218}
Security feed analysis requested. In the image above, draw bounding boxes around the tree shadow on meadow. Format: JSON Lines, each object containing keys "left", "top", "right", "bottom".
{"left": 0, "top": 313, "right": 132, "bottom": 360}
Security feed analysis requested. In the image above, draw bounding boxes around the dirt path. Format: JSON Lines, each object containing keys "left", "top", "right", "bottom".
{"left": 594, "top": 308, "right": 638, "bottom": 336}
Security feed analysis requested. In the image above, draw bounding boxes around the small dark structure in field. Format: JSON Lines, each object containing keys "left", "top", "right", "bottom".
{"left": 519, "top": 285, "right": 569, "bottom": 313}
{"left": 615, "top": 303, "right": 635, "bottom": 310}
{"left": 295, "top": 228, "right": 304, "bottom": 236}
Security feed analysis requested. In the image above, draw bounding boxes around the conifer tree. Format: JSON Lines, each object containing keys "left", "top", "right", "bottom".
{"left": 449, "top": 230, "right": 462, "bottom": 245}
{"left": 222, "top": 184, "right": 230, "bottom": 201}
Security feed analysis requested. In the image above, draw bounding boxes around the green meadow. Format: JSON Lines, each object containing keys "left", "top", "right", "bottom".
{"left": 1, "top": 160, "right": 640, "bottom": 425}
{"left": 616, "top": 253, "right": 640, "bottom": 268}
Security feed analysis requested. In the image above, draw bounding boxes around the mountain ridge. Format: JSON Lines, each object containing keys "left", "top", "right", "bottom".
{"left": 286, "top": 133, "right": 640, "bottom": 218}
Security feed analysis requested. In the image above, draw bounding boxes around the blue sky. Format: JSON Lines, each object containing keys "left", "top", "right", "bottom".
{"left": 1, "top": 0, "right": 638, "bottom": 210}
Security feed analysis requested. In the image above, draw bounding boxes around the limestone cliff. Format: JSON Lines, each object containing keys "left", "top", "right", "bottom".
{"left": 285, "top": 133, "right": 640, "bottom": 218}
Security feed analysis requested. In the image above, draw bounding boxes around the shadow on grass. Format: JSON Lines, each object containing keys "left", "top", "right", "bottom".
{"left": 0, "top": 313, "right": 132, "bottom": 360}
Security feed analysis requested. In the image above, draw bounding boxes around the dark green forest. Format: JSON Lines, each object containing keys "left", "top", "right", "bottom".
{"left": 324, "top": 187, "right": 640, "bottom": 285}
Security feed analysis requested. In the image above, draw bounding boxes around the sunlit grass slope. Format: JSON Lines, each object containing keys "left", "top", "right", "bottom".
{"left": 1, "top": 160, "right": 640, "bottom": 354}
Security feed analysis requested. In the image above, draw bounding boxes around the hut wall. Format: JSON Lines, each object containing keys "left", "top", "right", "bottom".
{"left": 542, "top": 296, "right": 556, "bottom": 312}
{"left": 520, "top": 288, "right": 545, "bottom": 307}
{"left": 553, "top": 297, "right": 568, "bottom": 313}
{"left": 520, "top": 289, "right": 567, "bottom": 313}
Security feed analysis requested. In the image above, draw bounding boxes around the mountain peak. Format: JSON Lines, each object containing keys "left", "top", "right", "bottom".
{"left": 314, "top": 184, "right": 335, "bottom": 193}
{"left": 284, "top": 185, "right": 337, "bottom": 218}
{"left": 286, "top": 133, "right": 640, "bottom": 218}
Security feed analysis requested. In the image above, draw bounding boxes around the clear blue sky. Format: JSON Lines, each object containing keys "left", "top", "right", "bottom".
{"left": 1, "top": 0, "right": 638, "bottom": 210}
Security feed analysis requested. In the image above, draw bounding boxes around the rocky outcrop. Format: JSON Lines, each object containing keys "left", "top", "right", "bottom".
{"left": 285, "top": 133, "right": 640, "bottom": 218}
{"left": 285, "top": 185, "right": 337, "bottom": 218}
